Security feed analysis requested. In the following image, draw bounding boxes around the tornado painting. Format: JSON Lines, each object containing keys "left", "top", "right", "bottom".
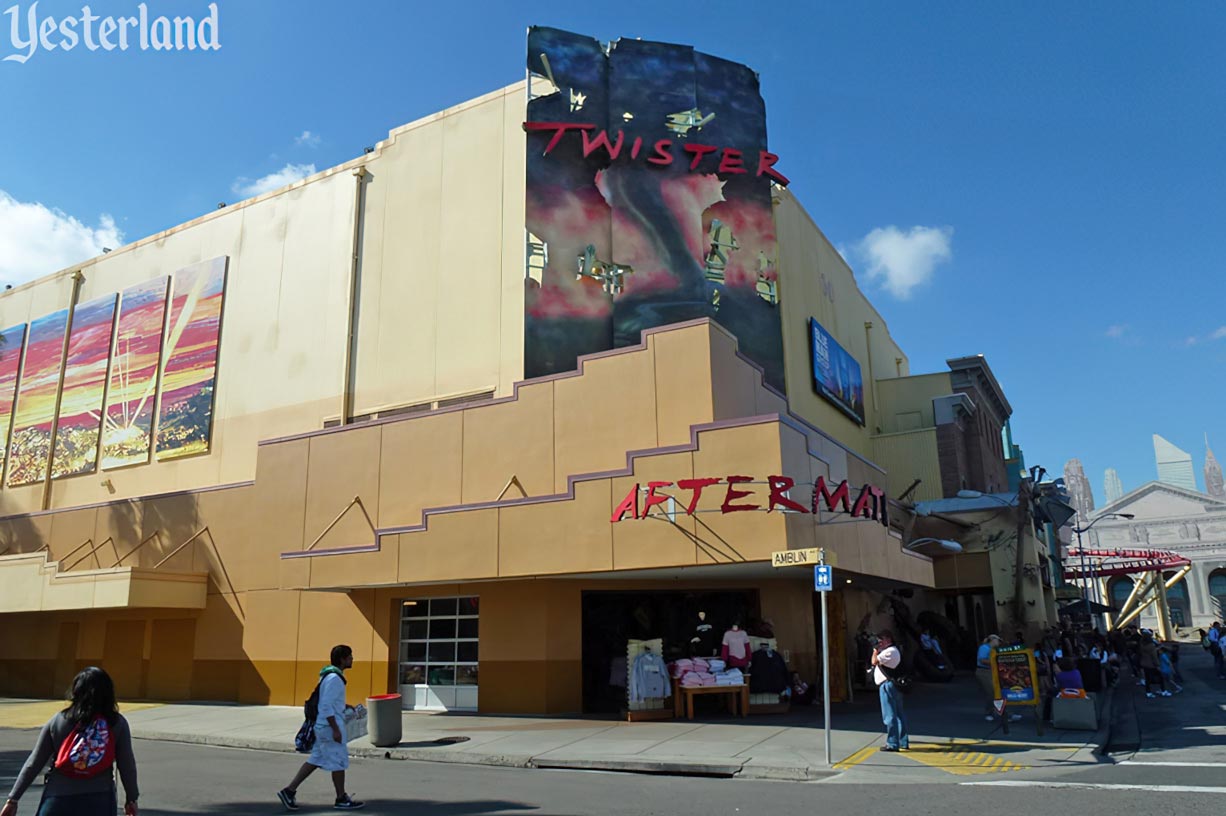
{"left": 156, "top": 257, "right": 227, "bottom": 461}
{"left": 524, "top": 27, "right": 786, "bottom": 391}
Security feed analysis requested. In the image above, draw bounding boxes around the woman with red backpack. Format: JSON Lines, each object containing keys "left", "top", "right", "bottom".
{"left": 1, "top": 667, "right": 138, "bottom": 816}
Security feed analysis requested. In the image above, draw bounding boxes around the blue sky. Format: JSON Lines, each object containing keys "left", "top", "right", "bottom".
{"left": 1, "top": 1, "right": 1222, "bottom": 501}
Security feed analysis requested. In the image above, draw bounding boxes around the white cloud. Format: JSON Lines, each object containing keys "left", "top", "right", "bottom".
{"left": 0, "top": 190, "right": 122, "bottom": 288}
{"left": 232, "top": 163, "right": 316, "bottom": 198}
{"left": 1186, "top": 336, "right": 1199, "bottom": 346}
{"left": 853, "top": 225, "right": 953, "bottom": 299}
{"left": 294, "top": 130, "right": 321, "bottom": 148}
{"left": 1106, "top": 324, "right": 1128, "bottom": 339}
{"left": 1212, "top": 326, "right": 1226, "bottom": 340}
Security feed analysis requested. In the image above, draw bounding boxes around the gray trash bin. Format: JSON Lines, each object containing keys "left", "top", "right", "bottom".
{"left": 367, "top": 693, "right": 403, "bottom": 747}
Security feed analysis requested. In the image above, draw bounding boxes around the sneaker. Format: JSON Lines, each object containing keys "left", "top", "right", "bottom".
{"left": 335, "top": 794, "right": 366, "bottom": 810}
{"left": 1160, "top": 690, "right": 1172, "bottom": 698}
{"left": 985, "top": 715, "right": 996, "bottom": 721}
{"left": 1009, "top": 714, "right": 1023, "bottom": 722}
{"left": 1146, "top": 692, "right": 1156, "bottom": 698}
{"left": 277, "top": 788, "right": 299, "bottom": 812}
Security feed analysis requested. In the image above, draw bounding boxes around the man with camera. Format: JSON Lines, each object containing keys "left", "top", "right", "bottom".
{"left": 870, "top": 630, "right": 909, "bottom": 752}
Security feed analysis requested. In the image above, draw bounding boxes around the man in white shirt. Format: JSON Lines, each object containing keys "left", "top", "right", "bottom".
{"left": 871, "top": 630, "right": 909, "bottom": 751}
{"left": 278, "top": 645, "right": 365, "bottom": 811}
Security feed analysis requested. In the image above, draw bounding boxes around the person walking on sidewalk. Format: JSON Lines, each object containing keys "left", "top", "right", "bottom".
{"left": 1208, "top": 623, "right": 1224, "bottom": 679}
{"left": 1138, "top": 632, "right": 1170, "bottom": 698}
{"left": 278, "top": 645, "right": 365, "bottom": 811}
{"left": 871, "top": 630, "right": 909, "bottom": 752}
{"left": 2, "top": 667, "right": 139, "bottom": 816}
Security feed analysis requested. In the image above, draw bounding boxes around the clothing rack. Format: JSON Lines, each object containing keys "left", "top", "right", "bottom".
{"left": 623, "top": 638, "right": 673, "bottom": 722}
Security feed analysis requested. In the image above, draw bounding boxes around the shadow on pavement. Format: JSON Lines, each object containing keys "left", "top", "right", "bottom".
{"left": 138, "top": 800, "right": 542, "bottom": 815}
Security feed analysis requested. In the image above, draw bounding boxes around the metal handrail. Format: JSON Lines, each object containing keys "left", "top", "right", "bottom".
{"left": 111, "top": 531, "right": 162, "bottom": 568}
{"left": 64, "top": 538, "right": 113, "bottom": 572}
{"left": 152, "top": 528, "right": 210, "bottom": 570}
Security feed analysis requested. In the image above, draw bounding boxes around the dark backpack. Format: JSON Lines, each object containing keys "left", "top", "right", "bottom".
{"left": 294, "top": 681, "right": 323, "bottom": 753}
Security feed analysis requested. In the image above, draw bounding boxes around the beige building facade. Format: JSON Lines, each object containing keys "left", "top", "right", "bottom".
{"left": 0, "top": 71, "right": 943, "bottom": 714}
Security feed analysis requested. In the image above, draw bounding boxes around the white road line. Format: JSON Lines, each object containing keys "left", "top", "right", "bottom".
{"left": 1120, "top": 761, "right": 1226, "bottom": 768}
{"left": 963, "top": 781, "right": 1226, "bottom": 793}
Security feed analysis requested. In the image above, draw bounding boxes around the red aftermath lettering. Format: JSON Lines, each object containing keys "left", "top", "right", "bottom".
{"left": 812, "top": 477, "right": 851, "bottom": 515}
{"left": 524, "top": 122, "right": 788, "bottom": 185}
{"left": 641, "top": 481, "right": 673, "bottom": 516}
{"left": 676, "top": 477, "right": 721, "bottom": 515}
{"left": 611, "top": 484, "right": 639, "bottom": 522}
{"left": 767, "top": 476, "right": 808, "bottom": 513}
{"left": 721, "top": 476, "right": 759, "bottom": 513}
{"left": 611, "top": 476, "right": 885, "bottom": 523}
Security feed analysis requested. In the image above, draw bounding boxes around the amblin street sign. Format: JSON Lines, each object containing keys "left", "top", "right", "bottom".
{"left": 611, "top": 476, "right": 887, "bottom": 526}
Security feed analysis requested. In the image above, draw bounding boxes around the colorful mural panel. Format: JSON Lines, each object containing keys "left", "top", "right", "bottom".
{"left": 102, "top": 277, "right": 170, "bottom": 469}
{"left": 0, "top": 324, "right": 28, "bottom": 480}
{"left": 7, "top": 310, "right": 68, "bottom": 486}
{"left": 156, "top": 257, "right": 227, "bottom": 461}
{"left": 524, "top": 27, "right": 786, "bottom": 390}
{"left": 51, "top": 294, "right": 118, "bottom": 478}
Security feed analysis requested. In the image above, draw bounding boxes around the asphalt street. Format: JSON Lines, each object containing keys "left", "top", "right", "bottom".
{"left": 0, "top": 653, "right": 1221, "bottom": 814}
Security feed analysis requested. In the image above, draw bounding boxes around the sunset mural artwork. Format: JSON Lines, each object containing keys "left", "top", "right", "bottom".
{"left": 0, "top": 324, "right": 28, "bottom": 480}
{"left": 8, "top": 309, "right": 68, "bottom": 486}
{"left": 102, "top": 277, "right": 169, "bottom": 469}
{"left": 157, "top": 257, "right": 227, "bottom": 461}
{"left": 51, "top": 294, "right": 118, "bottom": 479}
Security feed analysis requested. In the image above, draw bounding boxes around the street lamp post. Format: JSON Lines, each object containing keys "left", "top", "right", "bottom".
{"left": 1072, "top": 513, "right": 1135, "bottom": 628}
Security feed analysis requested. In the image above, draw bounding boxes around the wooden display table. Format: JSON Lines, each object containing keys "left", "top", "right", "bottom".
{"left": 672, "top": 676, "right": 750, "bottom": 719}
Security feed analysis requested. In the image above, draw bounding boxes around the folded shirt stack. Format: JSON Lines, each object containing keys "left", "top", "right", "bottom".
{"left": 670, "top": 659, "right": 694, "bottom": 679}
{"left": 714, "top": 668, "right": 745, "bottom": 686}
{"left": 707, "top": 659, "right": 727, "bottom": 673}
{"left": 690, "top": 658, "right": 711, "bottom": 673}
{"left": 680, "top": 671, "right": 716, "bottom": 687}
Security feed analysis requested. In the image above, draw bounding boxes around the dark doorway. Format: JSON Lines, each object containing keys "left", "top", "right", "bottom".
{"left": 580, "top": 589, "right": 758, "bottom": 714}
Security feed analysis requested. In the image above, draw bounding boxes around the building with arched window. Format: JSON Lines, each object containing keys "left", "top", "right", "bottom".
{"left": 1089, "top": 482, "right": 1226, "bottom": 630}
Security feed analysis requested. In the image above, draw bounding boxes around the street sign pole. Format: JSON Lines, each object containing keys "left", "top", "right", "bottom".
{"left": 818, "top": 550, "right": 831, "bottom": 767}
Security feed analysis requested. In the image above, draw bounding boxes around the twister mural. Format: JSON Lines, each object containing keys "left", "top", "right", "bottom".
{"left": 156, "top": 257, "right": 227, "bottom": 461}
{"left": 51, "top": 294, "right": 118, "bottom": 478}
{"left": 0, "top": 324, "right": 27, "bottom": 481}
{"left": 8, "top": 310, "right": 69, "bottom": 486}
{"left": 102, "top": 277, "right": 170, "bottom": 469}
{"left": 524, "top": 27, "right": 787, "bottom": 390}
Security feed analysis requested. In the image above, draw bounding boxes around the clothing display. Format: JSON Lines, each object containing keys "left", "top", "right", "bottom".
{"left": 630, "top": 649, "right": 670, "bottom": 702}
{"left": 721, "top": 627, "right": 751, "bottom": 668}
{"left": 714, "top": 668, "right": 744, "bottom": 686}
{"left": 691, "top": 613, "right": 718, "bottom": 656}
{"left": 749, "top": 647, "right": 789, "bottom": 694}
{"left": 707, "top": 659, "right": 726, "bottom": 673}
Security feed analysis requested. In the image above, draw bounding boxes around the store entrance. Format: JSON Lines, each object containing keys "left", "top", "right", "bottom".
{"left": 580, "top": 589, "right": 759, "bottom": 714}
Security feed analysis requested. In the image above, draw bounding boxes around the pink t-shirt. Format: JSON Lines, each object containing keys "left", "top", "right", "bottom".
{"left": 722, "top": 629, "right": 751, "bottom": 661}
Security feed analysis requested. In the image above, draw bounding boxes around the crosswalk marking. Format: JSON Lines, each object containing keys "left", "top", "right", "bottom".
{"left": 964, "top": 781, "right": 1226, "bottom": 793}
{"left": 899, "top": 743, "right": 1025, "bottom": 776}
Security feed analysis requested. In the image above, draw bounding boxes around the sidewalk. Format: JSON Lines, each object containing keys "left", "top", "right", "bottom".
{"left": 0, "top": 673, "right": 1102, "bottom": 782}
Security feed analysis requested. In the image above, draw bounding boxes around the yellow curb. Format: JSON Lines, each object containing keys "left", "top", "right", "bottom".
{"left": 0, "top": 700, "right": 163, "bottom": 729}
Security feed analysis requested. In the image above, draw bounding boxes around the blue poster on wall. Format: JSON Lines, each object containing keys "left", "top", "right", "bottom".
{"left": 808, "top": 318, "right": 865, "bottom": 426}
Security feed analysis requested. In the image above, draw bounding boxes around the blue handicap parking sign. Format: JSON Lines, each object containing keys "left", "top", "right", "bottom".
{"left": 814, "top": 564, "right": 832, "bottom": 592}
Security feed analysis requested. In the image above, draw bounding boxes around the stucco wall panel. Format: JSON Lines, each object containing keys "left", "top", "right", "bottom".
{"left": 552, "top": 350, "right": 659, "bottom": 493}
{"left": 610, "top": 452, "right": 699, "bottom": 570}
{"left": 397, "top": 508, "right": 499, "bottom": 584}
{"left": 652, "top": 327, "right": 715, "bottom": 444}
{"left": 377, "top": 411, "right": 464, "bottom": 530}
{"left": 461, "top": 383, "right": 554, "bottom": 503}
{"left": 709, "top": 328, "right": 760, "bottom": 422}
{"left": 500, "top": 479, "right": 613, "bottom": 576}
{"left": 304, "top": 426, "right": 381, "bottom": 553}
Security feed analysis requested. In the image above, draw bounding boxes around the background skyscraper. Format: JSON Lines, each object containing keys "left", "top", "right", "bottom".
{"left": 1063, "top": 458, "right": 1095, "bottom": 526}
{"left": 1104, "top": 468, "right": 1124, "bottom": 504}
{"left": 1153, "top": 434, "right": 1198, "bottom": 491}
{"left": 1206, "top": 435, "right": 1225, "bottom": 499}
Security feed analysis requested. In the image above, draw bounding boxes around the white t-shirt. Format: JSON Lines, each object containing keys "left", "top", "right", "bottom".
{"left": 315, "top": 672, "right": 347, "bottom": 729}
{"left": 874, "top": 645, "right": 901, "bottom": 686}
